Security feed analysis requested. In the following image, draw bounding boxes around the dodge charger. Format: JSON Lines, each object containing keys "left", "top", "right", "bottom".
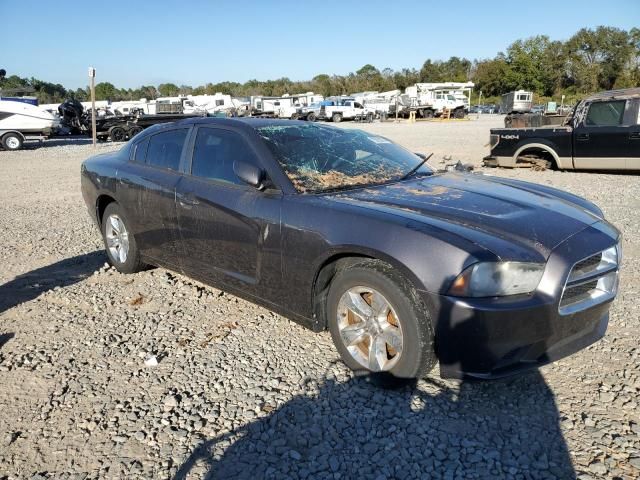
{"left": 81, "top": 118, "right": 621, "bottom": 380}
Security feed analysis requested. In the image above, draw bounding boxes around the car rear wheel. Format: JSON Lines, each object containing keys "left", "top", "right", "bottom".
{"left": 101, "top": 203, "right": 145, "bottom": 273}
{"left": 327, "top": 260, "right": 436, "bottom": 379}
{"left": 332, "top": 113, "right": 342, "bottom": 123}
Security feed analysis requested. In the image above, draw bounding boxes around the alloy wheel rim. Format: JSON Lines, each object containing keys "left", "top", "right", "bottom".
{"left": 6, "top": 137, "right": 20, "bottom": 149}
{"left": 105, "top": 214, "right": 129, "bottom": 264}
{"left": 336, "top": 286, "right": 403, "bottom": 372}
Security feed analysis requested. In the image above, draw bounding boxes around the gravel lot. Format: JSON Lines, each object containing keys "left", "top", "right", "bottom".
{"left": 1, "top": 116, "right": 639, "bottom": 479}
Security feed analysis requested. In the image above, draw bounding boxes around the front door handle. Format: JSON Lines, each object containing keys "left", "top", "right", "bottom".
{"left": 630, "top": 132, "right": 640, "bottom": 140}
{"left": 177, "top": 192, "right": 200, "bottom": 208}
{"left": 576, "top": 133, "right": 590, "bottom": 141}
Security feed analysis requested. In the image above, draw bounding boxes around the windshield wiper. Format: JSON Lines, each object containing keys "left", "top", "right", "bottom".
{"left": 400, "top": 153, "right": 434, "bottom": 181}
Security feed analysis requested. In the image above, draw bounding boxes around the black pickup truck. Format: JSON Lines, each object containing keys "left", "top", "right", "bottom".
{"left": 484, "top": 88, "right": 640, "bottom": 171}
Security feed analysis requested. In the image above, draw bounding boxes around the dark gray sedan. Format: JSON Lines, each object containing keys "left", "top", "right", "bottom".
{"left": 81, "top": 118, "right": 621, "bottom": 380}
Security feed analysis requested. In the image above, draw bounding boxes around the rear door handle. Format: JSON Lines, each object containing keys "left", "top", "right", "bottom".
{"left": 630, "top": 132, "right": 640, "bottom": 140}
{"left": 576, "top": 133, "right": 590, "bottom": 141}
{"left": 177, "top": 192, "right": 200, "bottom": 208}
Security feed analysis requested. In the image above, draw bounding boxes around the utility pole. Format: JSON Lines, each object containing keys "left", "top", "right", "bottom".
{"left": 89, "top": 67, "right": 97, "bottom": 148}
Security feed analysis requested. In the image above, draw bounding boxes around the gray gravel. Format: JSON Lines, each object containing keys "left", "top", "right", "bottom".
{"left": 0, "top": 117, "right": 639, "bottom": 479}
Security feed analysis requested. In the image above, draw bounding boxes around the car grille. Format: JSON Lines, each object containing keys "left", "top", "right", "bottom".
{"left": 559, "top": 245, "right": 620, "bottom": 315}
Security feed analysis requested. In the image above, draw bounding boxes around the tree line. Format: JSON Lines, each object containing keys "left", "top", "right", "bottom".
{"left": 1, "top": 26, "right": 638, "bottom": 105}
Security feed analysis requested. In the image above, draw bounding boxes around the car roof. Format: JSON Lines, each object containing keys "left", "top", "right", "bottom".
{"left": 138, "top": 117, "right": 340, "bottom": 140}
{"left": 584, "top": 87, "right": 640, "bottom": 102}
{"left": 176, "top": 117, "right": 307, "bottom": 129}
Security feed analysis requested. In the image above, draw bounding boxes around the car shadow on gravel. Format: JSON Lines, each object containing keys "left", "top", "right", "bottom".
{"left": 0, "top": 250, "right": 106, "bottom": 313}
{"left": 174, "top": 369, "right": 575, "bottom": 479}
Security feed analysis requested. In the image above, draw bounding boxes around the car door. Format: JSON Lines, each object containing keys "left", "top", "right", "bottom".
{"left": 572, "top": 99, "right": 629, "bottom": 169}
{"left": 176, "top": 125, "right": 282, "bottom": 299}
{"left": 117, "top": 127, "right": 189, "bottom": 269}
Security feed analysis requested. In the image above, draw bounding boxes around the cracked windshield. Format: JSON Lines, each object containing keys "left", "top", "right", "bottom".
{"left": 257, "top": 124, "right": 432, "bottom": 192}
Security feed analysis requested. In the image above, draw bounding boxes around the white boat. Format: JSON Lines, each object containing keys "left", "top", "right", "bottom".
{"left": 0, "top": 99, "right": 59, "bottom": 134}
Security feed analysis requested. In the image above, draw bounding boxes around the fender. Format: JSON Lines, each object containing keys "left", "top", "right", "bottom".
{"left": 0, "top": 130, "right": 26, "bottom": 141}
{"left": 512, "top": 141, "right": 573, "bottom": 169}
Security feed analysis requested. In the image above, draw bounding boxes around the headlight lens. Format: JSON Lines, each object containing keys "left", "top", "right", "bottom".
{"left": 448, "top": 262, "right": 545, "bottom": 297}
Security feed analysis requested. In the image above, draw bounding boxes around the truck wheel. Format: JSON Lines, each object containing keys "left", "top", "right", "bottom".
{"left": 307, "top": 112, "right": 317, "bottom": 122}
{"left": 109, "top": 126, "right": 127, "bottom": 142}
{"left": 290, "top": 113, "right": 299, "bottom": 120}
{"left": 454, "top": 109, "right": 465, "bottom": 119}
{"left": 422, "top": 109, "right": 434, "bottom": 119}
{"left": 2, "top": 132, "right": 24, "bottom": 151}
{"left": 332, "top": 113, "right": 342, "bottom": 123}
{"left": 326, "top": 259, "right": 436, "bottom": 380}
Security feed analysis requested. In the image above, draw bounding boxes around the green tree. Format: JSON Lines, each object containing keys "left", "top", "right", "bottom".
{"left": 157, "top": 83, "right": 180, "bottom": 97}
{"left": 94, "top": 82, "right": 118, "bottom": 101}
{"left": 565, "top": 27, "right": 635, "bottom": 92}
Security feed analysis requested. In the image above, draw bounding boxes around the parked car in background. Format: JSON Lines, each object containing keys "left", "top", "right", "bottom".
{"left": 82, "top": 118, "right": 621, "bottom": 381}
{"left": 485, "top": 88, "right": 640, "bottom": 171}
{"left": 531, "top": 104, "right": 545, "bottom": 114}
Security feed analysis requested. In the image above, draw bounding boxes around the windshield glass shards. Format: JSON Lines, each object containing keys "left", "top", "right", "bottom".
{"left": 257, "top": 124, "right": 431, "bottom": 192}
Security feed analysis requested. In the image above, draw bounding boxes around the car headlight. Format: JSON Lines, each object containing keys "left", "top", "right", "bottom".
{"left": 448, "top": 262, "right": 545, "bottom": 297}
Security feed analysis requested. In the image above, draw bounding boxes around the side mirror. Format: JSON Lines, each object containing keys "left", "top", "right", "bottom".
{"left": 233, "top": 160, "right": 266, "bottom": 190}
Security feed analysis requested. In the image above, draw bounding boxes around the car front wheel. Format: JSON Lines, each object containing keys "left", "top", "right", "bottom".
{"left": 101, "top": 203, "right": 145, "bottom": 273}
{"left": 327, "top": 260, "right": 436, "bottom": 380}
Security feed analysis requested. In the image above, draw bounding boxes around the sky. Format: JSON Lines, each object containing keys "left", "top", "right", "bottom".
{"left": 1, "top": 0, "right": 639, "bottom": 89}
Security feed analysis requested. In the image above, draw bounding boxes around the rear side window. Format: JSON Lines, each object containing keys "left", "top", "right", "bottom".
{"left": 146, "top": 129, "right": 188, "bottom": 170}
{"left": 133, "top": 138, "right": 149, "bottom": 163}
{"left": 585, "top": 101, "right": 626, "bottom": 126}
{"left": 190, "top": 128, "right": 259, "bottom": 185}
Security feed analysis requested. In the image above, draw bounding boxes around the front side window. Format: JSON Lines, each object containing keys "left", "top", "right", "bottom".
{"left": 215, "top": 99, "right": 224, "bottom": 106}
{"left": 585, "top": 100, "right": 626, "bottom": 126}
{"left": 257, "top": 124, "right": 431, "bottom": 193}
{"left": 146, "top": 129, "right": 188, "bottom": 170}
{"left": 190, "top": 128, "right": 259, "bottom": 185}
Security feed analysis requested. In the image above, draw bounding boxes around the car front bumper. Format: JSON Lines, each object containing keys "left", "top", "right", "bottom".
{"left": 425, "top": 221, "right": 620, "bottom": 380}
{"left": 429, "top": 291, "right": 610, "bottom": 380}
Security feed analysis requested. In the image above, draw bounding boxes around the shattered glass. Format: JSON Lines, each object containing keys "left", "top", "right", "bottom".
{"left": 257, "top": 124, "right": 431, "bottom": 192}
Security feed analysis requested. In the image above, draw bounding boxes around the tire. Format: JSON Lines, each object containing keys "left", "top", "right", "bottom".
{"left": 109, "top": 126, "right": 127, "bottom": 142}
{"left": 101, "top": 203, "right": 145, "bottom": 274}
{"left": 128, "top": 126, "right": 143, "bottom": 138}
{"left": 290, "top": 113, "right": 299, "bottom": 120}
{"left": 306, "top": 112, "right": 317, "bottom": 122}
{"left": 332, "top": 113, "right": 342, "bottom": 123}
{"left": 2, "top": 132, "right": 24, "bottom": 151}
{"left": 326, "top": 259, "right": 436, "bottom": 380}
{"left": 422, "top": 109, "right": 434, "bottom": 119}
{"left": 453, "top": 109, "right": 465, "bottom": 119}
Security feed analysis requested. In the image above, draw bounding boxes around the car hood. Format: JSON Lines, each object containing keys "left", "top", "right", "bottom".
{"left": 328, "top": 173, "right": 603, "bottom": 261}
